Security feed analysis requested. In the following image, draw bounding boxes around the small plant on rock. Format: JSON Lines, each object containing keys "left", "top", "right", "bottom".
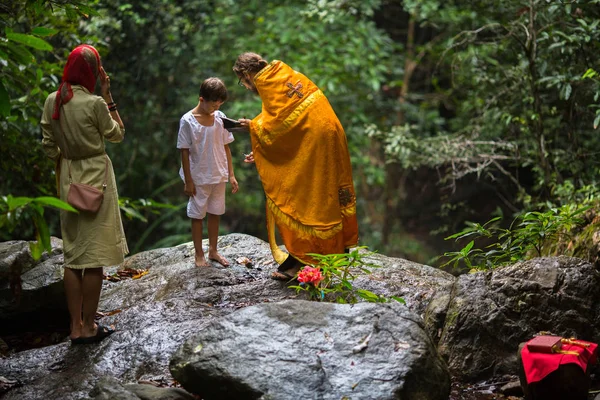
{"left": 289, "top": 247, "right": 405, "bottom": 304}
{"left": 440, "top": 203, "right": 591, "bottom": 271}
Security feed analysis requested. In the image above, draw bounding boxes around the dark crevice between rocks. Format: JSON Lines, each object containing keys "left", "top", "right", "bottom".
{"left": 0, "top": 309, "right": 70, "bottom": 355}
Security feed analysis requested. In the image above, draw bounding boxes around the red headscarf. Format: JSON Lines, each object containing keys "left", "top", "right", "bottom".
{"left": 52, "top": 44, "right": 101, "bottom": 120}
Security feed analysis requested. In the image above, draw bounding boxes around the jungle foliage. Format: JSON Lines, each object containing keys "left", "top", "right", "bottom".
{"left": 2, "top": 0, "right": 600, "bottom": 268}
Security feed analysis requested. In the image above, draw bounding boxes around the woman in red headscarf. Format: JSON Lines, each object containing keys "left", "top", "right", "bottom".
{"left": 40, "top": 45, "right": 127, "bottom": 344}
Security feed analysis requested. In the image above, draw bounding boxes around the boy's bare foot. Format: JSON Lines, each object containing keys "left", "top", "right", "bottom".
{"left": 208, "top": 252, "right": 229, "bottom": 267}
{"left": 195, "top": 255, "right": 210, "bottom": 267}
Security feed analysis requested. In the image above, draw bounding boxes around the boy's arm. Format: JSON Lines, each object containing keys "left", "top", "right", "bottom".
{"left": 181, "top": 149, "right": 196, "bottom": 196}
{"left": 224, "top": 144, "right": 238, "bottom": 194}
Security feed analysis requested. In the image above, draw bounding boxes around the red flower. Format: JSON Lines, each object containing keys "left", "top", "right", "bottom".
{"left": 297, "top": 266, "right": 323, "bottom": 285}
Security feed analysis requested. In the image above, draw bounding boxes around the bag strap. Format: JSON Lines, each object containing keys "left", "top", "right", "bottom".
{"left": 54, "top": 113, "right": 108, "bottom": 192}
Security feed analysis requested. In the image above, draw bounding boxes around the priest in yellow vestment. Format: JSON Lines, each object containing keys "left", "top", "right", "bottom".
{"left": 233, "top": 53, "right": 359, "bottom": 279}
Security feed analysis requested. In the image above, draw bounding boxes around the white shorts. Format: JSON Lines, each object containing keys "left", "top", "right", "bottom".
{"left": 187, "top": 182, "right": 226, "bottom": 220}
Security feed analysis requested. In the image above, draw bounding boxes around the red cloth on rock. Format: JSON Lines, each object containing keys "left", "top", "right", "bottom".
{"left": 521, "top": 338, "right": 598, "bottom": 384}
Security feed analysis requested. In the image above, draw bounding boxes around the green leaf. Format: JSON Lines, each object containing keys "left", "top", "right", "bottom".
{"left": 464, "top": 240, "right": 475, "bottom": 252}
{"left": 6, "top": 33, "right": 53, "bottom": 51}
{"left": 594, "top": 114, "right": 600, "bottom": 130}
{"left": 33, "top": 213, "right": 51, "bottom": 253}
{"left": 29, "top": 241, "right": 43, "bottom": 260}
{"left": 356, "top": 289, "right": 380, "bottom": 302}
{"left": 0, "top": 80, "right": 10, "bottom": 117}
{"left": 6, "top": 196, "right": 32, "bottom": 210}
{"left": 5, "top": 41, "right": 35, "bottom": 64}
{"left": 76, "top": 4, "right": 100, "bottom": 18}
{"left": 31, "top": 27, "right": 58, "bottom": 37}
{"left": 33, "top": 196, "right": 78, "bottom": 212}
{"left": 560, "top": 83, "right": 572, "bottom": 100}
{"left": 120, "top": 206, "right": 148, "bottom": 222}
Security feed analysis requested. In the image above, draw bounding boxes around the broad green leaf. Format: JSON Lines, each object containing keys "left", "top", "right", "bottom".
{"left": 594, "top": 114, "right": 600, "bottom": 130}
{"left": 31, "top": 27, "right": 58, "bottom": 37}
{"left": 33, "top": 196, "right": 78, "bottom": 212}
{"left": 5, "top": 41, "right": 35, "bottom": 64}
{"left": 6, "top": 196, "right": 32, "bottom": 210}
{"left": 6, "top": 33, "right": 53, "bottom": 51}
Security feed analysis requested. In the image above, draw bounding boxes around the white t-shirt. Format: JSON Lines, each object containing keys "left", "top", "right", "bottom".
{"left": 177, "top": 110, "right": 234, "bottom": 185}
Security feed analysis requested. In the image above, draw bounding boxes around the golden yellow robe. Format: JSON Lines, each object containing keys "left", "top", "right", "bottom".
{"left": 249, "top": 60, "right": 359, "bottom": 265}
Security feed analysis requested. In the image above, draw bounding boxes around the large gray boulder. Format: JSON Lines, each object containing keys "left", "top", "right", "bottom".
{"left": 170, "top": 299, "right": 450, "bottom": 400}
{"left": 429, "top": 256, "right": 600, "bottom": 380}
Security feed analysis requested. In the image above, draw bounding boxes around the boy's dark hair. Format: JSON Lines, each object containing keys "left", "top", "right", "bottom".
{"left": 233, "top": 52, "right": 269, "bottom": 78}
{"left": 199, "top": 77, "right": 228, "bottom": 102}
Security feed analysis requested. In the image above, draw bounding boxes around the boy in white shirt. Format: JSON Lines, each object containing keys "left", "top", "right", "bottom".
{"left": 177, "top": 77, "right": 239, "bottom": 267}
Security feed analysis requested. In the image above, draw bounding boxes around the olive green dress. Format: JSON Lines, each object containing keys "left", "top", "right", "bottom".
{"left": 40, "top": 85, "right": 128, "bottom": 269}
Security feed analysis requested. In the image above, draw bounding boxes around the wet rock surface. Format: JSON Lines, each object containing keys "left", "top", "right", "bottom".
{"left": 0, "top": 234, "right": 453, "bottom": 399}
{"left": 1, "top": 235, "right": 599, "bottom": 399}
{"left": 170, "top": 299, "right": 450, "bottom": 400}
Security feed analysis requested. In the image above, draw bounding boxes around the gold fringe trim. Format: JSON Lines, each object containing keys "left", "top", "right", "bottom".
{"left": 266, "top": 197, "right": 342, "bottom": 240}
{"left": 266, "top": 204, "right": 288, "bottom": 265}
{"left": 255, "top": 90, "right": 323, "bottom": 146}
{"left": 341, "top": 204, "right": 356, "bottom": 217}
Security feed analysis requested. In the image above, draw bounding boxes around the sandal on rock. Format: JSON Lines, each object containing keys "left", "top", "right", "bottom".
{"left": 270, "top": 270, "right": 297, "bottom": 281}
{"left": 71, "top": 325, "right": 115, "bottom": 345}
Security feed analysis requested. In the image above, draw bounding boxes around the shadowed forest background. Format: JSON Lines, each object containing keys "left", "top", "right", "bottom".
{"left": 2, "top": 0, "right": 600, "bottom": 270}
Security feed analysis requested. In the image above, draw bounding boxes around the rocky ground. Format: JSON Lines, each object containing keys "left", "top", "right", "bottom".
{"left": 2, "top": 234, "right": 600, "bottom": 399}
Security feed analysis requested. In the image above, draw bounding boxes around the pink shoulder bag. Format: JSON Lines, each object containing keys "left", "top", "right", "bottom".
{"left": 66, "top": 156, "right": 108, "bottom": 213}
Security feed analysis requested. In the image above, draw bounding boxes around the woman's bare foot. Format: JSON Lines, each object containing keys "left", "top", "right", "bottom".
{"left": 195, "top": 254, "right": 210, "bottom": 267}
{"left": 208, "top": 251, "right": 229, "bottom": 267}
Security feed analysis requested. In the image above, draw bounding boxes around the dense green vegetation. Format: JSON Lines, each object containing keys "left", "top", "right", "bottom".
{"left": 2, "top": 0, "right": 600, "bottom": 268}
